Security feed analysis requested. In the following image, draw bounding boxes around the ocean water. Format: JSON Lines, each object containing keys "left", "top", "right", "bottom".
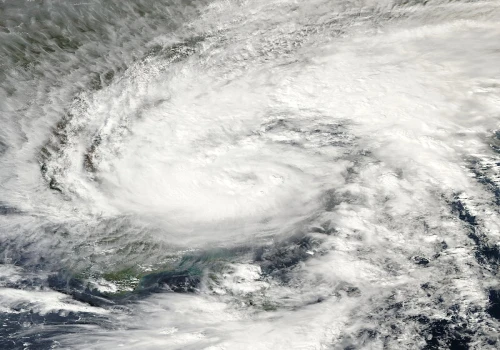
{"left": 1, "top": 0, "right": 500, "bottom": 349}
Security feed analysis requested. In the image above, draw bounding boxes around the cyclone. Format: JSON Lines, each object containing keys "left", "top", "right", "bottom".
{"left": 1, "top": 0, "right": 500, "bottom": 349}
